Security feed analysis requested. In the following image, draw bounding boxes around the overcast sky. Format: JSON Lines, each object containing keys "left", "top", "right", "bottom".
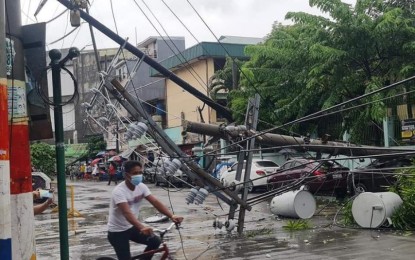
{"left": 20, "top": 0, "right": 356, "bottom": 51}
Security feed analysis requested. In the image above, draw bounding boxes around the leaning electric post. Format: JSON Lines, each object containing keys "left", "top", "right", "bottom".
{"left": 237, "top": 94, "right": 260, "bottom": 234}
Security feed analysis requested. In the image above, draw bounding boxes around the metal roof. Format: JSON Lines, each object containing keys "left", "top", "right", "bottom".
{"left": 218, "top": 35, "right": 263, "bottom": 45}
{"left": 150, "top": 41, "right": 251, "bottom": 76}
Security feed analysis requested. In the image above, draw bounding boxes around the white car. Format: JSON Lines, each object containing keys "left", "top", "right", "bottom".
{"left": 32, "top": 172, "right": 51, "bottom": 191}
{"left": 220, "top": 159, "right": 280, "bottom": 192}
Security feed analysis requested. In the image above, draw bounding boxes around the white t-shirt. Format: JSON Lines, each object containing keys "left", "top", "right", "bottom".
{"left": 107, "top": 181, "right": 151, "bottom": 232}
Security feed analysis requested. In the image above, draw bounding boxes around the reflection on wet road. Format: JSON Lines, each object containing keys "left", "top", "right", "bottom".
{"left": 35, "top": 180, "right": 415, "bottom": 259}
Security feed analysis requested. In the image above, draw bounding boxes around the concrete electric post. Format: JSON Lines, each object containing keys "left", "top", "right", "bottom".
{"left": 4, "top": 0, "right": 37, "bottom": 258}
{"left": 0, "top": 0, "right": 12, "bottom": 259}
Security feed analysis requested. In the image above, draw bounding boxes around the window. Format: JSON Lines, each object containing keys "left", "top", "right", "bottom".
{"left": 255, "top": 161, "right": 279, "bottom": 167}
{"left": 230, "top": 163, "right": 245, "bottom": 171}
{"left": 281, "top": 161, "right": 293, "bottom": 170}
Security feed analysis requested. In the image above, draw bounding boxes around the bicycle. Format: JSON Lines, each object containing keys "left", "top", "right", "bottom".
{"left": 97, "top": 222, "right": 179, "bottom": 260}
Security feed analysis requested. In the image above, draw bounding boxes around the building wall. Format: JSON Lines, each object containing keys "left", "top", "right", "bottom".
{"left": 52, "top": 49, "right": 130, "bottom": 143}
{"left": 46, "top": 53, "right": 78, "bottom": 143}
{"left": 166, "top": 58, "right": 215, "bottom": 128}
{"left": 49, "top": 103, "right": 76, "bottom": 131}
{"left": 128, "top": 38, "right": 185, "bottom": 108}
{"left": 157, "top": 39, "right": 185, "bottom": 61}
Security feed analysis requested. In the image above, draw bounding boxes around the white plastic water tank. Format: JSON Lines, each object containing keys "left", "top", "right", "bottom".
{"left": 352, "top": 192, "right": 403, "bottom": 228}
{"left": 270, "top": 190, "right": 316, "bottom": 219}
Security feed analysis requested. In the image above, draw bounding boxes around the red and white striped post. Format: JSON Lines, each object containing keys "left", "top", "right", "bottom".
{"left": 5, "top": 0, "right": 36, "bottom": 259}
{"left": 0, "top": 1, "right": 12, "bottom": 259}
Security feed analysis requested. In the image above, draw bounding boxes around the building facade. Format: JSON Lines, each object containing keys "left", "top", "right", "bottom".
{"left": 44, "top": 37, "right": 185, "bottom": 151}
{"left": 153, "top": 37, "right": 262, "bottom": 148}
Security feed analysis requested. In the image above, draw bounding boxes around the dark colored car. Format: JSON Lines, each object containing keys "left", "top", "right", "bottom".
{"left": 267, "top": 158, "right": 349, "bottom": 196}
{"left": 348, "top": 157, "right": 413, "bottom": 194}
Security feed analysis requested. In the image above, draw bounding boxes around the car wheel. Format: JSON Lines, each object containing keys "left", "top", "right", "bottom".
{"left": 354, "top": 182, "right": 367, "bottom": 194}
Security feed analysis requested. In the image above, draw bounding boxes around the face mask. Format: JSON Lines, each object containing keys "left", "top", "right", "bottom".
{"left": 130, "top": 175, "right": 143, "bottom": 186}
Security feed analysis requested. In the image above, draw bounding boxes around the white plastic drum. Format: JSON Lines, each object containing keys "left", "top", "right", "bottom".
{"left": 270, "top": 190, "right": 316, "bottom": 219}
{"left": 352, "top": 192, "right": 403, "bottom": 228}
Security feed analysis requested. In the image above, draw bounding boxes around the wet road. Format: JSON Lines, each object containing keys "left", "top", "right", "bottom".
{"left": 34, "top": 180, "right": 415, "bottom": 259}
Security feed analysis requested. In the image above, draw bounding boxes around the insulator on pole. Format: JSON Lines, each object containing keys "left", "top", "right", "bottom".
{"left": 70, "top": 9, "right": 81, "bottom": 27}
{"left": 213, "top": 218, "right": 224, "bottom": 230}
{"left": 125, "top": 122, "right": 148, "bottom": 141}
{"left": 185, "top": 187, "right": 200, "bottom": 204}
{"left": 81, "top": 102, "right": 92, "bottom": 109}
{"left": 165, "top": 159, "right": 181, "bottom": 175}
{"left": 225, "top": 219, "right": 236, "bottom": 232}
{"left": 194, "top": 187, "right": 209, "bottom": 205}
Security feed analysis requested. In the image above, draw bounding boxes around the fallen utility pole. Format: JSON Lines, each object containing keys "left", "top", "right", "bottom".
{"left": 110, "top": 79, "right": 251, "bottom": 210}
{"left": 183, "top": 121, "right": 415, "bottom": 156}
{"left": 56, "top": 0, "right": 233, "bottom": 121}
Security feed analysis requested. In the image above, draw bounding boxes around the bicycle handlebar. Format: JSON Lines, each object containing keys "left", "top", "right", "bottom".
{"left": 153, "top": 222, "right": 180, "bottom": 238}
{"left": 153, "top": 222, "right": 176, "bottom": 233}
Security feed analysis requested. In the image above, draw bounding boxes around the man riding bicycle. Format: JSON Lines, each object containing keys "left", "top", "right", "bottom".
{"left": 107, "top": 160, "right": 183, "bottom": 260}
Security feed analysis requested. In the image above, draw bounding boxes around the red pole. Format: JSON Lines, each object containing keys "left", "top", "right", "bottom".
{"left": 5, "top": 0, "right": 36, "bottom": 258}
{"left": 0, "top": 1, "right": 12, "bottom": 258}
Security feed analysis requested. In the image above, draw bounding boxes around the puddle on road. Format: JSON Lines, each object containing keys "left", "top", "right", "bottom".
{"left": 34, "top": 184, "right": 415, "bottom": 259}
{"left": 168, "top": 211, "right": 365, "bottom": 260}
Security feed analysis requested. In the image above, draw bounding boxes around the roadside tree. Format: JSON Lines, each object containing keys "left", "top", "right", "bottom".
{"left": 230, "top": 0, "right": 415, "bottom": 144}
{"left": 30, "top": 142, "right": 56, "bottom": 177}
{"left": 84, "top": 135, "right": 107, "bottom": 160}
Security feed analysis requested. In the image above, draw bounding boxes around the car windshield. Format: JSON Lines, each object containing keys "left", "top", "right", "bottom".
{"left": 255, "top": 161, "right": 279, "bottom": 167}
{"left": 230, "top": 163, "right": 244, "bottom": 171}
{"left": 229, "top": 160, "right": 278, "bottom": 171}
{"left": 367, "top": 158, "right": 412, "bottom": 168}
{"left": 309, "top": 160, "right": 344, "bottom": 169}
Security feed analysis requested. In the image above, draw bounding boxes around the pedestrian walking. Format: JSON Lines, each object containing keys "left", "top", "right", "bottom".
{"left": 108, "top": 162, "right": 118, "bottom": 185}
{"left": 86, "top": 164, "right": 93, "bottom": 180}
{"left": 79, "top": 163, "right": 86, "bottom": 179}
